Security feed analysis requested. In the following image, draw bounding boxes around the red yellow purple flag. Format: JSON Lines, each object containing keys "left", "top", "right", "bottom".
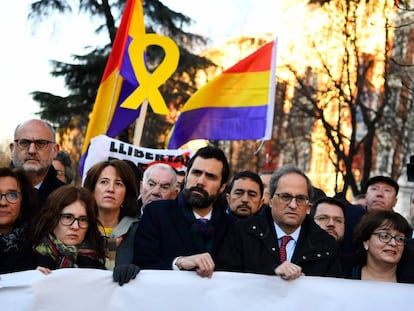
{"left": 167, "top": 39, "right": 277, "bottom": 149}
{"left": 80, "top": 0, "right": 145, "bottom": 172}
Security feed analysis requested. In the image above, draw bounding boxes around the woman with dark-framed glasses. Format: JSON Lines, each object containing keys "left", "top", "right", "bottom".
{"left": 0, "top": 167, "right": 38, "bottom": 273}
{"left": 343, "top": 210, "right": 413, "bottom": 283}
{"left": 32, "top": 185, "right": 106, "bottom": 272}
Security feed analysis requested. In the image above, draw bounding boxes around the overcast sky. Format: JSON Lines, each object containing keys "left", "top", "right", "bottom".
{"left": 0, "top": 0, "right": 299, "bottom": 143}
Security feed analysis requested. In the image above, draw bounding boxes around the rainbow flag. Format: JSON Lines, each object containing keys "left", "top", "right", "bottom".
{"left": 80, "top": 0, "right": 145, "bottom": 172}
{"left": 167, "top": 40, "right": 277, "bottom": 149}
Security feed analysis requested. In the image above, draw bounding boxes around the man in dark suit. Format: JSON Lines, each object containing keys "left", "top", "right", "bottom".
{"left": 216, "top": 165, "right": 342, "bottom": 280}
{"left": 226, "top": 170, "right": 265, "bottom": 220}
{"left": 9, "top": 119, "right": 65, "bottom": 210}
{"left": 132, "top": 146, "right": 233, "bottom": 278}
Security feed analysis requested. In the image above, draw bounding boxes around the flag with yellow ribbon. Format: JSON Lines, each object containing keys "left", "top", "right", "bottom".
{"left": 81, "top": 0, "right": 178, "bottom": 173}
{"left": 167, "top": 40, "right": 277, "bottom": 149}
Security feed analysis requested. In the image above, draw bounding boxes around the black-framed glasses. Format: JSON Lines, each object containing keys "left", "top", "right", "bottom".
{"left": 314, "top": 215, "right": 344, "bottom": 225}
{"left": 372, "top": 231, "right": 406, "bottom": 246}
{"left": 60, "top": 213, "right": 89, "bottom": 229}
{"left": 0, "top": 191, "right": 21, "bottom": 204}
{"left": 14, "top": 139, "right": 54, "bottom": 150}
{"left": 274, "top": 193, "right": 309, "bottom": 206}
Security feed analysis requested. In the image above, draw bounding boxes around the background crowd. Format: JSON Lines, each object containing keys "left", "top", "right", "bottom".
{"left": 1, "top": 118, "right": 413, "bottom": 286}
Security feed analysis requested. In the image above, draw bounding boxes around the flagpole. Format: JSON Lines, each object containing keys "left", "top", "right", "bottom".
{"left": 133, "top": 99, "right": 148, "bottom": 146}
{"left": 265, "top": 140, "right": 271, "bottom": 170}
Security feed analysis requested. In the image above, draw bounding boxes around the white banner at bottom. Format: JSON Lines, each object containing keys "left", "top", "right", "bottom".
{"left": 0, "top": 269, "right": 411, "bottom": 310}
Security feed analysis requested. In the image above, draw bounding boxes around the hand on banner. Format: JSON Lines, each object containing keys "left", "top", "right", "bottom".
{"left": 175, "top": 253, "right": 215, "bottom": 278}
{"left": 37, "top": 266, "right": 52, "bottom": 275}
{"left": 274, "top": 262, "right": 304, "bottom": 281}
{"left": 113, "top": 264, "right": 141, "bottom": 286}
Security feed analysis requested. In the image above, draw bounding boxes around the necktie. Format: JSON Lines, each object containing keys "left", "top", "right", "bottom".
{"left": 279, "top": 235, "right": 292, "bottom": 263}
{"left": 199, "top": 218, "right": 208, "bottom": 224}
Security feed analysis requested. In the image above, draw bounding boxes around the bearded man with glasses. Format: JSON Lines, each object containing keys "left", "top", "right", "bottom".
{"left": 216, "top": 165, "right": 342, "bottom": 280}
{"left": 9, "top": 119, "right": 65, "bottom": 209}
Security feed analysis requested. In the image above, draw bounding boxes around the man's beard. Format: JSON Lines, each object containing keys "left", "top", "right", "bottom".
{"left": 183, "top": 186, "right": 218, "bottom": 209}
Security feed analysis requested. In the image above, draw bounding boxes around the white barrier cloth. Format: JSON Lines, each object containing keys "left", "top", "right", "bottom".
{"left": 0, "top": 269, "right": 412, "bottom": 311}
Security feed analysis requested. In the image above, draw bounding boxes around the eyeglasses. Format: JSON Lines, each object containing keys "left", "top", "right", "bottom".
{"left": 60, "top": 213, "right": 89, "bottom": 229}
{"left": 314, "top": 215, "right": 344, "bottom": 225}
{"left": 14, "top": 139, "right": 54, "bottom": 150}
{"left": 55, "top": 170, "right": 65, "bottom": 177}
{"left": 274, "top": 193, "right": 309, "bottom": 206}
{"left": 0, "top": 191, "right": 21, "bottom": 204}
{"left": 146, "top": 180, "right": 173, "bottom": 193}
{"left": 372, "top": 232, "right": 406, "bottom": 246}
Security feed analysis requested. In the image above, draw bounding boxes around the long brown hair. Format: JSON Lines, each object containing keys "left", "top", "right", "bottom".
{"left": 32, "top": 185, "right": 105, "bottom": 260}
{"left": 83, "top": 159, "right": 139, "bottom": 219}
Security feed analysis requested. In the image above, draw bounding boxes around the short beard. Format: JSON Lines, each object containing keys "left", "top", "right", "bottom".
{"left": 183, "top": 187, "right": 218, "bottom": 209}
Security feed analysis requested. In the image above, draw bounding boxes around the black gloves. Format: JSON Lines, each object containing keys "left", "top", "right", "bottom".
{"left": 113, "top": 264, "right": 140, "bottom": 286}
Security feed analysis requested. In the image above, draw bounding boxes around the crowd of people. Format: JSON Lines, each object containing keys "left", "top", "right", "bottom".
{"left": 1, "top": 118, "right": 413, "bottom": 287}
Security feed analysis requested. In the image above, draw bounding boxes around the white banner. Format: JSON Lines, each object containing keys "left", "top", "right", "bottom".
{"left": 82, "top": 135, "right": 194, "bottom": 182}
{"left": 0, "top": 269, "right": 412, "bottom": 310}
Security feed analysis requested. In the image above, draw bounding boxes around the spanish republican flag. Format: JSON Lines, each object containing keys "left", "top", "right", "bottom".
{"left": 81, "top": 0, "right": 145, "bottom": 171}
{"left": 167, "top": 40, "right": 277, "bottom": 149}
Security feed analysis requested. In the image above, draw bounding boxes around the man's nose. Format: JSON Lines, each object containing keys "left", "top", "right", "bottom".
{"left": 196, "top": 174, "right": 206, "bottom": 186}
{"left": 241, "top": 192, "right": 249, "bottom": 202}
{"left": 28, "top": 142, "right": 37, "bottom": 153}
{"left": 326, "top": 217, "right": 336, "bottom": 226}
{"left": 288, "top": 198, "right": 298, "bottom": 208}
{"left": 151, "top": 184, "right": 162, "bottom": 194}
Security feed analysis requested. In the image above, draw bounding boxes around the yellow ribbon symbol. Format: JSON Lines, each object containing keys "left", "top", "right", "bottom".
{"left": 120, "top": 33, "right": 179, "bottom": 115}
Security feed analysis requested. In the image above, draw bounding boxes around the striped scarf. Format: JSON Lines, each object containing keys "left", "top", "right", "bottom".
{"left": 34, "top": 233, "right": 98, "bottom": 268}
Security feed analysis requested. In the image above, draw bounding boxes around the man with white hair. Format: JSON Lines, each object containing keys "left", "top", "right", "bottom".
{"left": 140, "top": 163, "right": 178, "bottom": 212}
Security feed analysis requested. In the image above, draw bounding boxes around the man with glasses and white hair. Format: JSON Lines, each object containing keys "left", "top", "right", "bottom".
{"left": 9, "top": 119, "right": 64, "bottom": 209}
{"left": 216, "top": 164, "right": 342, "bottom": 280}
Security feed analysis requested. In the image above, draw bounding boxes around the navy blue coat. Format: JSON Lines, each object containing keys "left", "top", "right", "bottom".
{"left": 132, "top": 193, "right": 234, "bottom": 270}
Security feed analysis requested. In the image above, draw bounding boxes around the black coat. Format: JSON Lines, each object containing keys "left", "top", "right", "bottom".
{"left": 0, "top": 244, "right": 36, "bottom": 274}
{"left": 396, "top": 238, "right": 414, "bottom": 283}
{"left": 216, "top": 208, "right": 343, "bottom": 277}
{"left": 36, "top": 165, "right": 65, "bottom": 209}
{"left": 132, "top": 193, "right": 234, "bottom": 270}
{"left": 9, "top": 162, "right": 64, "bottom": 211}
